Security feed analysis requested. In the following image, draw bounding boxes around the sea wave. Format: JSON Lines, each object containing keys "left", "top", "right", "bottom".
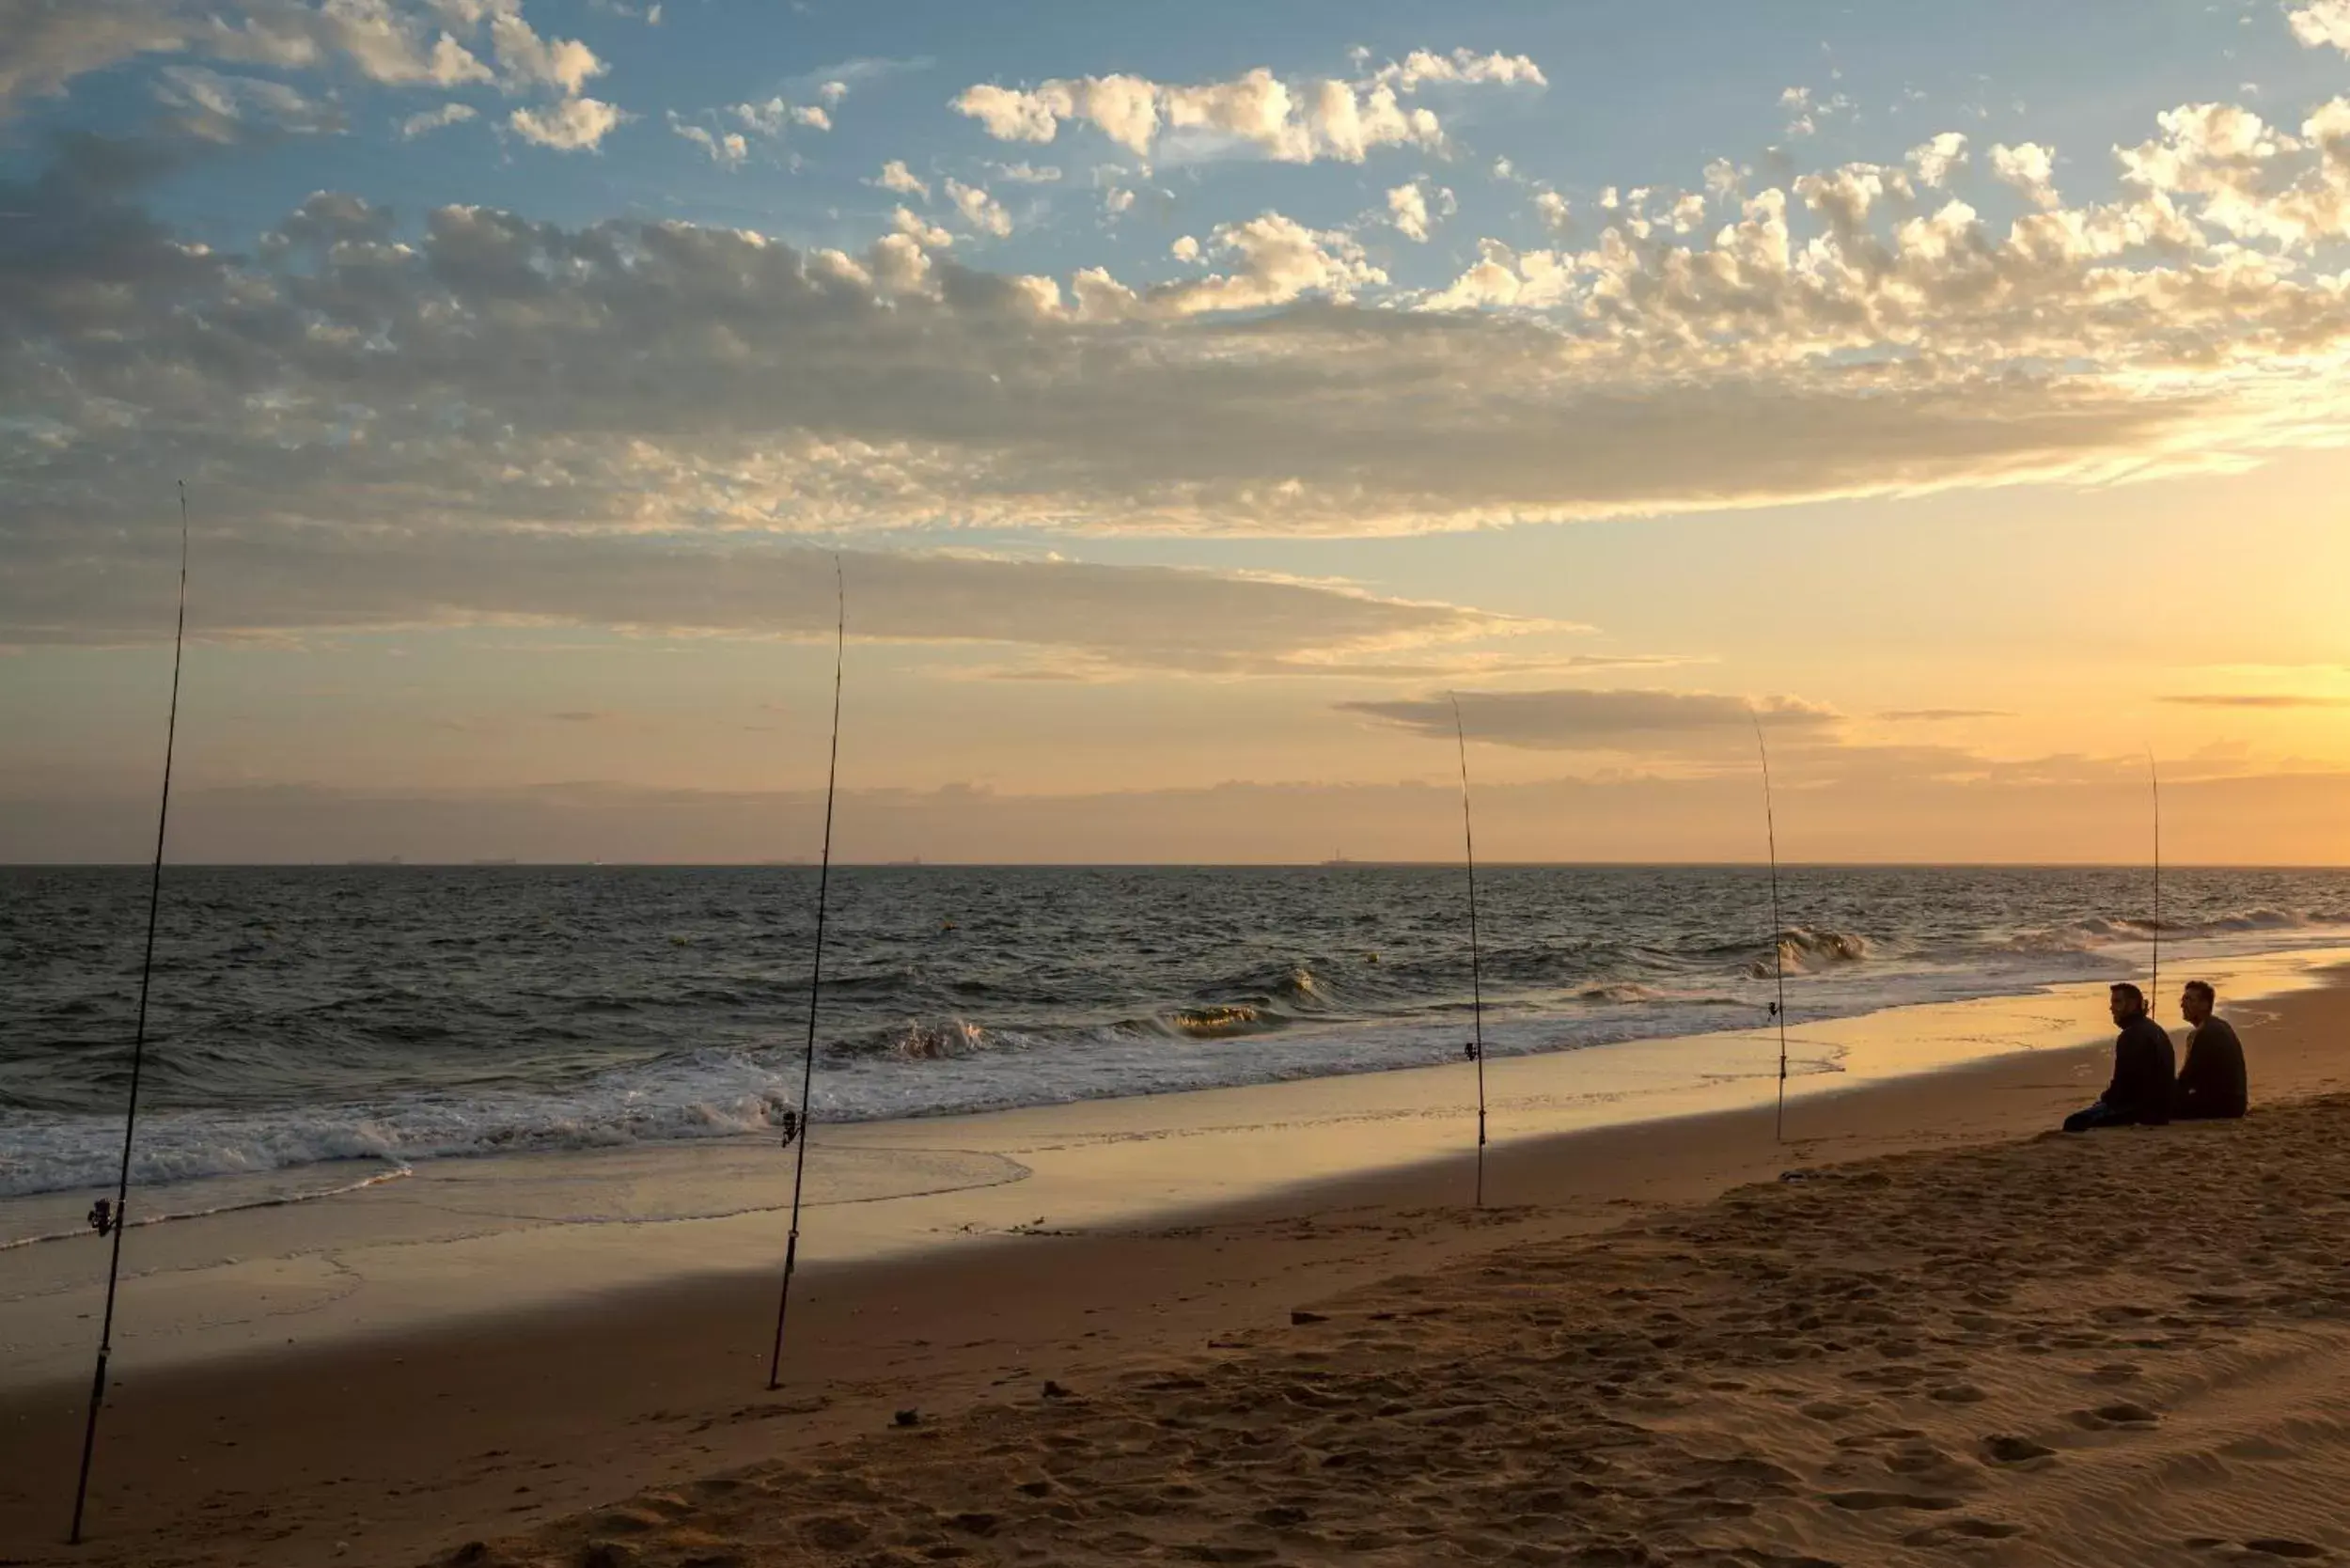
{"left": 2007, "top": 907, "right": 2336, "bottom": 954}
{"left": 1747, "top": 927, "right": 1875, "bottom": 978}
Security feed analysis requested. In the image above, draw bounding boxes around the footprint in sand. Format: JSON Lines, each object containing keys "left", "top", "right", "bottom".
{"left": 2243, "top": 1541, "right": 2327, "bottom": 1560}
{"left": 2068, "top": 1402, "right": 2160, "bottom": 1430}
{"left": 1979, "top": 1435, "right": 2056, "bottom": 1466}
{"left": 1824, "top": 1490, "right": 1963, "bottom": 1512}
{"left": 1904, "top": 1519, "right": 2028, "bottom": 1544}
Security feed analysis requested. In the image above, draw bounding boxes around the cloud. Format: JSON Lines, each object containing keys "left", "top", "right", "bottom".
{"left": 509, "top": 94, "right": 620, "bottom": 150}
{"left": 2159, "top": 694, "right": 2350, "bottom": 708}
{"left": 988, "top": 161, "right": 1061, "bottom": 183}
{"left": 154, "top": 63, "right": 342, "bottom": 137}
{"left": 952, "top": 47, "right": 1537, "bottom": 165}
{"left": 399, "top": 100, "right": 478, "bottom": 137}
{"left": 1371, "top": 49, "right": 1545, "bottom": 91}
{"left": 1989, "top": 141, "right": 2060, "bottom": 208}
{"left": 945, "top": 178, "right": 1012, "bottom": 237}
{"left": 0, "top": 0, "right": 509, "bottom": 119}
{"left": 669, "top": 115, "right": 746, "bottom": 167}
{"left": 1387, "top": 181, "right": 1432, "bottom": 241}
{"left": 1908, "top": 132, "right": 1968, "bottom": 187}
{"left": 728, "top": 96, "right": 831, "bottom": 137}
{"left": 33, "top": 78, "right": 2350, "bottom": 554}
{"left": 2289, "top": 0, "right": 2350, "bottom": 52}
{"left": 1, "top": 525, "right": 1544, "bottom": 679}
{"left": 1339, "top": 689, "right": 1841, "bottom": 751}
{"left": 483, "top": 5, "right": 600, "bottom": 93}
{"left": 874, "top": 159, "right": 930, "bottom": 198}
{"left": 891, "top": 205, "right": 952, "bottom": 248}
{"left": 1073, "top": 211, "right": 1386, "bottom": 318}
{"left": 1876, "top": 708, "right": 2014, "bottom": 722}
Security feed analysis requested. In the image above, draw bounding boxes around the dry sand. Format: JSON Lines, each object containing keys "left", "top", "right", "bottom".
{"left": 4, "top": 980, "right": 2346, "bottom": 1567}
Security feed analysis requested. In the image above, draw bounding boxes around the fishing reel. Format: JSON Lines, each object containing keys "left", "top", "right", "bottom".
{"left": 1767, "top": 1001, "right": 1780, "bottom": 1020}
{"left": 1463, "top": 1042, "right": 1480, "bottom": 1061}
{"left": 777, "top": 1109, "right": 801, "bottom": 1150}
{"left": 87, "top": 1200, "right": 116, "bottom": 1238}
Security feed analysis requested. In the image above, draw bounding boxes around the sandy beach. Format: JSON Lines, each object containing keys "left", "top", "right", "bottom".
{"left": 4, "top": 967, "right": 2347, "bottom": 1567}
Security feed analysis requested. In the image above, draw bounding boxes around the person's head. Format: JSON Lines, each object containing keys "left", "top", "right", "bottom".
{"left": 2181, "top": 980, "right": 2215, "bottom": 1025}
{"left": 2109, "top": 982, "right": 2146, "bottom": 1025}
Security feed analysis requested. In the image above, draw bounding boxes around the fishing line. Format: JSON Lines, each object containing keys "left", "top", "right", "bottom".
{"left": 766, "top": 558, "right": 845, "bottom": 1392}
{"left": 70, "top": 481, "right": 191, "bottom": 1545}
{"left": 1752, "top": 713, "right": 1791, "bottom": 1144}
{"left": 1449, "top": 695, "right": 1488, "bottom": 1208}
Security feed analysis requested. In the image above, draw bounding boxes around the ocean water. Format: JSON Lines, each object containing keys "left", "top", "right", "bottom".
{"left": 5, "top": 864, "right": 2349, "bottom": 1203}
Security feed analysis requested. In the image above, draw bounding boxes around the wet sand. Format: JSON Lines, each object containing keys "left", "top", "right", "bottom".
{"left": 2, "top": 970, "right": 2345, "bottom": 1566}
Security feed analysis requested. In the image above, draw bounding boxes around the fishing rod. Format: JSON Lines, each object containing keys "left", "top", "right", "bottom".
{"left": 70, "top": 482, "right": 192, "bottom": 1544}
{"left": 2150, "top": 751, "right": 2162, "bottom": 1018}
{"left": 1449, "top": 695, "right": 1488, "bottom": 1208}
{"left": 1753, "top": 713, "right": 1791, "bottom": 1144}
{"left": 765, "top": 558, "right": 845, "bottom": 1392}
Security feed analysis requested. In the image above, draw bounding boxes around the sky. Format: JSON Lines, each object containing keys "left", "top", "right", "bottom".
{"left": 5, "top": 0, "right": 2350, "bottom": 863}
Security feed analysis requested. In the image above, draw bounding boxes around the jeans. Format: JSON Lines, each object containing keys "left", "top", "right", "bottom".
{"left": 2063, "top": 1102, "right": 2137, "bottom": 1134}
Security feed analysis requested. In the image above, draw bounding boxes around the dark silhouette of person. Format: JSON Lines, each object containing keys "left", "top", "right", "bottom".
{"left": 2062, "top": 981, "right": 2175, "bottom": 1133}
{"left": 2172, "top": 980, "right": 2248, "bottom": 1121}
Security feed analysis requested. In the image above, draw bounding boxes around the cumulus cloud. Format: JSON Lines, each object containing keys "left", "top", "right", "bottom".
{"left": 891, "top": 205, "right": 952, "bottom": 248}
{"left": 1989, "top": 141, "right": 2060, "bottom": 208}
{"left": 2288, "top": 0, "right": 2350, "bottom": 52}
{"left": 945, "top": 178, "right": 1012, "bottom": 237}
{"left": 1339, "top": 689, "right": 1840, "bottom": 751}
{"left": 1073, "top": 211, "right": 1385, "bottom": 318}
{"left": 1908, "top": 131, "right": 1968, "bottom": 187}
{"left": 951, "top": 47, "right": 1539, "bottom": 165}
{"left": 1388, "top": 180, "right": 1433, "bottom": 241}
{"left": 509, "top": 94, "right": 620, "bottom": 150}
{"left": 874, "top": 159, "right": 930, "bottom": 198}
{"left": 1371, "top": 48, "right": 1545, "bottom": 91}
{"left": 482, "top": 4, "right": 602, "bottom": 94}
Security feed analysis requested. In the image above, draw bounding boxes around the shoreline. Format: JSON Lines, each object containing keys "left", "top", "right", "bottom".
{"left": 6, "top": 945, "right": 2347, "bottom": 1384}
{"left": 2, "top": 961, "right": 2345, "bottom": 1565}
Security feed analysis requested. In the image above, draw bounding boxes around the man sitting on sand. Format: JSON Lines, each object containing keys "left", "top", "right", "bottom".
{"left": 2062, "top": 982, "right": 2175, "bottom": 1133}
{"left": 2173, "top": 980, "right": 2248, "bottom": 1121}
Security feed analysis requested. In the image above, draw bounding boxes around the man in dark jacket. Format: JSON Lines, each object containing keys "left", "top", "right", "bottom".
{"left": 2062, "top": 982, "right": 2176, "bottom": 1133}
{"left": 2173, "top": 980, "right": 2248, "bottom": 1120}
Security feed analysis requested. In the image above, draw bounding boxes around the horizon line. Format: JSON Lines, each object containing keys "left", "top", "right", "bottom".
{"left": 7, "top": 860, "right": 2348, "bottom": 872}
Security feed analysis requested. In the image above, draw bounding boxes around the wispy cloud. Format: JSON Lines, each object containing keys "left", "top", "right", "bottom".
{"left": 2159, "top": 694, "right": 2350, "bottom": 709}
